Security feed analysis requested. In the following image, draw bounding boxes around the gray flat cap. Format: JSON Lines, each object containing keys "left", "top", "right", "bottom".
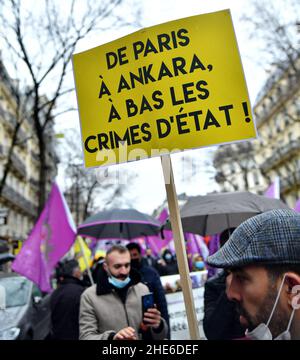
{"left": 207, "top": 209, "right": 300, "bottom": 269}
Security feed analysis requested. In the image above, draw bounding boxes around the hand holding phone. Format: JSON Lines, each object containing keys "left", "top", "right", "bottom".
{"left": 142, "top": 293, "right": 155, "bottom": 315}
{"left": 142, "top": 293, "right": 161, "bottom": 328}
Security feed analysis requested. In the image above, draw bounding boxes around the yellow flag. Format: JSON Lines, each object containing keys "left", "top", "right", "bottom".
{"left": 13, "top": 241, "right": 23, "bottom": 256}
{"left": 74, "top": 236, "right": 91, "bottom": 271}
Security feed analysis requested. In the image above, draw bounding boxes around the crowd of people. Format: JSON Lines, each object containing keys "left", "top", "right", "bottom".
{"left": 48, "top": 209, "right": 300, "bottom": 340}
{"left": 50, "top": 244, "right": 171, "bottom": 340}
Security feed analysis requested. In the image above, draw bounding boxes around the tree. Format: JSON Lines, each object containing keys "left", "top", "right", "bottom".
{"left": 0, "top": 0, "right": 138, "bottom": 213}
{"left": 60, "top": 129, "right": 137, "bottom": 225}
{"left": 242, "top": 0, "right": 299, "bottom": 77}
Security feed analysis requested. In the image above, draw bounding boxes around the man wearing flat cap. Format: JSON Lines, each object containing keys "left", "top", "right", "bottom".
{"left": 207, "top": 209, "right": 300, "bottom": 340}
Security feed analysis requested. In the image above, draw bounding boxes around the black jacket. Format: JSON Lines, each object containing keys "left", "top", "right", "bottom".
{"left": 50, "top": 277, "right": 86, "bottom": 340}
{"left": 203, "top": 271, "right": 245, "bottom": 340}
{"left": 137, "top": 265, "right": 170, "bottom": 339}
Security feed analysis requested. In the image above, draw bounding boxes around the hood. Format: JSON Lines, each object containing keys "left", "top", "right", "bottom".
{"left": 0, "top": 305, "right": 27, "bottom": 331}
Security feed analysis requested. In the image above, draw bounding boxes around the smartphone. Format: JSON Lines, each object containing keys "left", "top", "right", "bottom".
{"left": 142, "top": 293, "right": 155, "bottom": 315}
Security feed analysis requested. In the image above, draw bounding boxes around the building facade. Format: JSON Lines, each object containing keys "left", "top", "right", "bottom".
{"left": 213, "top": 57, "right": 300, "bottom": 208}
{"left": 0, "top": 58, "right": 58, "bottom": 251}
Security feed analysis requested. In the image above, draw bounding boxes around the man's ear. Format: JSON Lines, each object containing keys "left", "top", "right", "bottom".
{"left": 285, "top": 272, "right": 300, "bottom": 309}
{"left": 103, "top": 262, "right": 108, "bottom": 272}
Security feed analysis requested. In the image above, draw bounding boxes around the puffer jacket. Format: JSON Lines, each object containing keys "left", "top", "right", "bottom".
{"left": 79, "top": 268, "right": 168, "bottom": 340}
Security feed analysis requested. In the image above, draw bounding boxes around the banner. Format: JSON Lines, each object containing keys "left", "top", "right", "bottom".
{"left": 72, "top": 10, "right": 256, "bottom": 168}
{"left": 160, "top": 271, "right": 207, "bottom": 340}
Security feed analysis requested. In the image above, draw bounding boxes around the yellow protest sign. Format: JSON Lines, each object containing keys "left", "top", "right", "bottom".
{"left": 72, "top": 10, "right": 256, "bottom": 168}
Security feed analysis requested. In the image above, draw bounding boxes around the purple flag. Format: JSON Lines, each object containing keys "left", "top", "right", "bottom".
{"left": 185, "top": 233, "right": 199, "bottom": 269}
{"left": 264, "top": 177, "right": 280, "bottom": 199}
{"left": 294, "top": 199, "right": 300, "bottom": 213}
{"left": 207, "top": 234, "right": 220, "bottom": 278}
{"left": 12, "top": 182, "right": 76, "bottom": 292}
{"left": 158, "top": 208, "right": 169, "bottom": 223}
{"left": 140, "top": 208, "right": 174, "bottom": 256}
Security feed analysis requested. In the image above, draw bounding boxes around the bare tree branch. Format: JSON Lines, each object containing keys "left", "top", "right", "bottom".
{"left": 0, "top": 0, "right": 139, "bottom": 214}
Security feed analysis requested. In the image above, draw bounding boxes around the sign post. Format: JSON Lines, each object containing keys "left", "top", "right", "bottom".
{"left": 161, "top": 154, "right": 200, "bottom": 339}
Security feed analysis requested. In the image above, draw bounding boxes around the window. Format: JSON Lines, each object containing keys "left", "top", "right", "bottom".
{"left": 275, "top": 116, "right": 281, "bottom": 133}
{"left": 277, "top": 84, "right": 282, "bottom": 96}
{"left": 253, "top": 171, "right": 260, "bottom": 186}
{"left": 0, "top": 277, "right": 31, "bottom": 308}
{"left": 268, "top": 128, "right": 273, "bottom": 140}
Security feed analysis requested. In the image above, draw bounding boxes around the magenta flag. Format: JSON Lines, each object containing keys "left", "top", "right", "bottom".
{"left": 141, "top": 208, "right": 173, "bottom": 256}
{"left": 12, "top": 182, "right": 76, "bottom": 292}
{"left": 264, "top": 177, "right": 280, "bottom": 199}
{"left": 158, "top": 208, "right": 169, "bottom": 223}
{"left": 294, "top": 199, "right": 300, "bottom": 213}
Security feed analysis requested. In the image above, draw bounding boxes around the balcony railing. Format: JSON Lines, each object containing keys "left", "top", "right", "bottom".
{"left": 0, "top": 146, "right": 26, "bottom": 178}
{"left": 280, "top": 171, "right": 300, "bottom": 194}
{"left": 260, "top": 140, "right": 300, "bottom": 173}
{"left": 11, "top": 152, "right": 27, "bottom": 179}
{"left": 2, "top": 184, "right": 37, "bottom": 217}
{"left": 213, "top": 142, "right": 254, "bottom": 167}
{"left": 255, "top": 72, "right": 299, "bottom": 127}
{"left": 29, "top": 177, "right": 39, "bottom": 190}
{"left": 0, "top": 104, "right": 17, "bottom": 130}
{"left": 31, "top": 151, "right": 40, "bottom": 163}
{"left": 17, "top": 127, "right": 28, "bottom": 147}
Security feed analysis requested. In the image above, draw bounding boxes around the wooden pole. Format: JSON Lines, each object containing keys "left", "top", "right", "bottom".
{"left": 161, "top": 154, "right": 200, "bottom": 340}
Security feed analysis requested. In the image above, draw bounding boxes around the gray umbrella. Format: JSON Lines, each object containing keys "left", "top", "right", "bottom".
{"left": 77, "top": 208, "right": 161, "bottom": 240}
{"left": 165, "top": 191, "right": 290, "bottom": 235}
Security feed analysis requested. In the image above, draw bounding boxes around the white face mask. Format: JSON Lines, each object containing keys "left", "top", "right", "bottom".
{"left": 245, "top": 274, "right": 295, "bottom": 341}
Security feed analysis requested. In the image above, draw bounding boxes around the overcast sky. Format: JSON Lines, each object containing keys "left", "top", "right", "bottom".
{"left": 57, "top": 0, "right": 268, "bottom": 215}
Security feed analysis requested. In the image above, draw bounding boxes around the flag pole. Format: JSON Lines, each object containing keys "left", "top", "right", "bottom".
{"left": 161, "top": 154, "right": 200, "bottom": 340}
{"left": 78, "top": 237, "right": 94, "bottom": 285}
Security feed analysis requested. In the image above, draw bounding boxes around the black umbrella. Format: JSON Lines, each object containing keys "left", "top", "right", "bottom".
{"left": 165, "top": 191, "right": 290, "bottom": 236}
{"left": 77, "top": 209, "right": 161, "bottom": 240}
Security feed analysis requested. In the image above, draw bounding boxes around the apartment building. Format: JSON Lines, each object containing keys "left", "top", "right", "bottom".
{"left": 0, "top": 58, "right": 58, "bottom": 251}
{"left": 213, "top": 57, "right": 300, "bottom": 208}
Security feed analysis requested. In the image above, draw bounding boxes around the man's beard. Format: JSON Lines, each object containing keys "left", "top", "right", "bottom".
{"left": 107, "top": 269, "right": 128, "bottom": 280}
{"left": 115, "top": 274, "right": 128, "bottom": 280}
{"left": 236, "top": 282, "right": 290, "bottom": 338}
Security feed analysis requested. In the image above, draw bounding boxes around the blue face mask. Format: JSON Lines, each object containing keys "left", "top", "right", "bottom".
{"left": 164, "top": 253, "right": 172, "bottom": 261}
{"left": 195, "top": 261, "right": 205, "bottom": 270}
{"left": 108, "top": 275, "right": 131, "bottom": 289}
